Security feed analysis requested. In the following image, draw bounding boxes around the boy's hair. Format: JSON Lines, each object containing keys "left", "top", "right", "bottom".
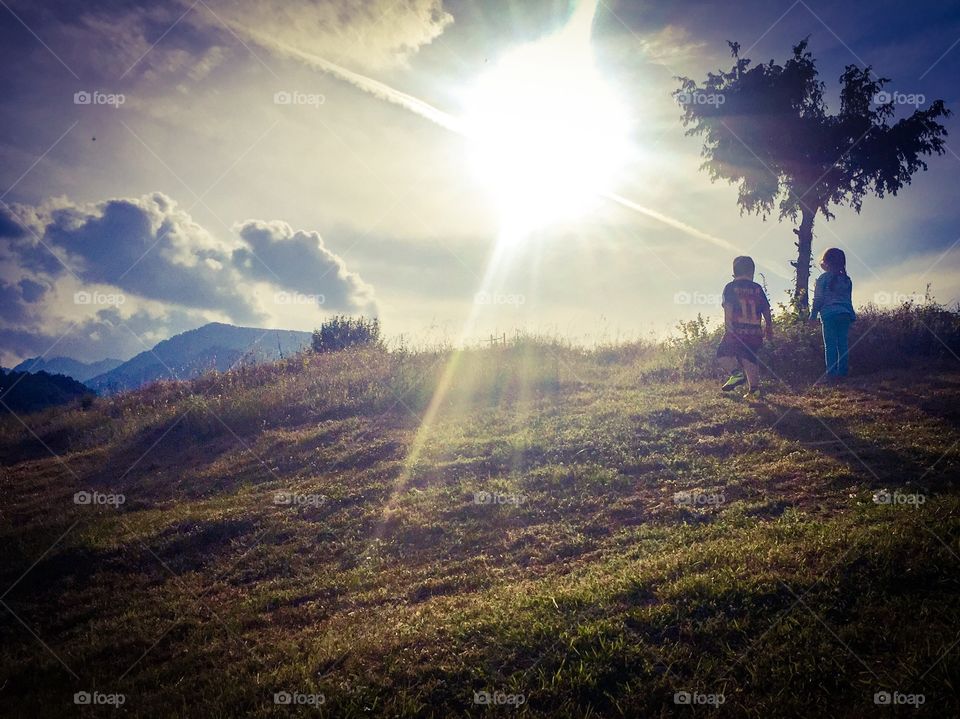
{"left": 732, "top": 256, "right": 755, "bottom": 277}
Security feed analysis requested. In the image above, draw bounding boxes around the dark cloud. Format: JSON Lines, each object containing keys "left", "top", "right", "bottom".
{"left": 0, "top": 305, "right": 208, "bottom": 364}
{"left": 18, "top": 278, "right": 46, "bottom": 302}
{"left": 0, "top": 208, "right": 26, "bottom": 239}
{"left": 43, "top": 194, "right": 261, "bottom": 322}
{"left": 7, "top": 192, "right": 373, "bottom": 315}
{"left": 0, "top": 193, "right": 375, "bottom": 363}
{"left": 234, "top": 220, "right": 375, "bottom": 312}
{"left": 595, "top": 0, "right": 960, "bottom": 87}
{"left": 0, "top": 282, "right": 31, "bottom": 324}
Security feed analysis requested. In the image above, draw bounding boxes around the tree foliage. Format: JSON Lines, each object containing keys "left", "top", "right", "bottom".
{"left": 675, "top": 39, "right": 950, "bottom": 309}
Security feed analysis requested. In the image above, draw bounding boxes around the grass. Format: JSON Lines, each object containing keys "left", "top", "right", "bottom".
{"left": 1, "top": 307, "right": 959, "bottom": 717}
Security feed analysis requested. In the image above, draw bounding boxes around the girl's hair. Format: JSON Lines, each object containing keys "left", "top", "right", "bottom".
{"left": 821, "top": 248, "right": 849, "bottom": 290}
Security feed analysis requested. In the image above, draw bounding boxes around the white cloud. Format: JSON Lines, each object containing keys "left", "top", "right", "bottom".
{"left": 855, "top": 245, "right": 960, "bottom": 308}
{"left": 0, "top": 192, "right": 376, "bottom": 362}
{"left": 194, "top": 0, "right": 453, "bottom": 71}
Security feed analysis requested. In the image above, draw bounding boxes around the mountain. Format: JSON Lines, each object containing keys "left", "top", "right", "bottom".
{"left": 0, "top": 369, "right": 93, "bottom": 414}
{"left": 85, "top": 322, "right": 312, "bottom": 394}
{"left": 13, "top": 356, "right": 124, "bottom": 382}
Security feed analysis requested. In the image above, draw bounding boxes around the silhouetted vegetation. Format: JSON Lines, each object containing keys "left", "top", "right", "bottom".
{"left": 676, "top": 39, "right": 950, "bottom": 311}
{"left": 0, "top": 368, "right": 94, "bottom": 414}
{"left": 656, "top": 298, "right": 960, "bottom": 384}
{"left": 311, "top": 315, "right": 382, "bottom": 353}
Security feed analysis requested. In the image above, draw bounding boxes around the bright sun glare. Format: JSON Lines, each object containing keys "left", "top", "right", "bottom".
{"left": 463, "top": 11, "right": 632, "bottom": 231}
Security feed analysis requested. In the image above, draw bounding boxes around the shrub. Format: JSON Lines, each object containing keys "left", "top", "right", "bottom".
{"left": 663, "top": 314, "right": 722, "bottom": 380}
{"left": 311, "top": 316, "right": 382, "bottom": 353}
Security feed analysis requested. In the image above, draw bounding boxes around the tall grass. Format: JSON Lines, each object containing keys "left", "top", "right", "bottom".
{"left": 3, "top": 303, "right": 958, "bottom": 459}
{"left": 641, "top": 300, "right": 960, "bottom": 384}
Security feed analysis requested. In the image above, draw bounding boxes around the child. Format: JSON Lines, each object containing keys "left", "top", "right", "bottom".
{"left": 810, "top": 247, "right": 856, "bottom": 379}
{"left": 717, "top": 256, "right": 773, "bottom": 398}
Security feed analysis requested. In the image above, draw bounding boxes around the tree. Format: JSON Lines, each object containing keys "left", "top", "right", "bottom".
{"left": 675, "top": 39, "right": 950, "bottom": 313}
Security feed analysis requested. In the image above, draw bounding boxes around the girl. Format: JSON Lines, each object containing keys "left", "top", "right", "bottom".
{"left": 810, "top": 248, "right": 856, "bottom": 378}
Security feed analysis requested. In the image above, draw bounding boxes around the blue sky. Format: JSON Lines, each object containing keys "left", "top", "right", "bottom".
{"left": 0, "top": 0, "right": 958, "bottom": 364}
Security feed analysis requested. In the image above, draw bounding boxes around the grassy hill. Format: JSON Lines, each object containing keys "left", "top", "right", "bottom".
{"left": 1, "top": 307, "right": 959, "bottom": 718}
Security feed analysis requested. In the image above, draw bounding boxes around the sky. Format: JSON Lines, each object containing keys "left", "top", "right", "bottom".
{"left": 0, "top": 0, "right": 958, "bottom": 365}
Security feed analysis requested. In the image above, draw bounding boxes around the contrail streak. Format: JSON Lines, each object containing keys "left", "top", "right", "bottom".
{"left": 255, "top": 30, "right": 785, "bottom": 274}
{"left": 604, "top": 192, "right": 741, "bottom": 253}
{"left": 603, "top": 192, "right": 791, "bottom": 280}
{"left": 250, "top": 32, "right": 465, "bottom": 135}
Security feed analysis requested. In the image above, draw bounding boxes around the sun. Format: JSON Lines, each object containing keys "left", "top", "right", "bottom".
{"left": 462, "top": 13, "right": 632, "bottom": 231}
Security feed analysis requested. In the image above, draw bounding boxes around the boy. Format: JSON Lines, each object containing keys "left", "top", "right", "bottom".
{"left": 717, "top": 256, "right": 773, "bottom": 398}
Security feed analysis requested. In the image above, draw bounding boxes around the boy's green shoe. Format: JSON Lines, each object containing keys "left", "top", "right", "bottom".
{"left": 743, "top": 387, "right": 762, "bottom": 400}
{"left": 721, "top": 371, "right": 747, "bottom": 392}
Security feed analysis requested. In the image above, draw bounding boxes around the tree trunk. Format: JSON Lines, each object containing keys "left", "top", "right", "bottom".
{"left": 791, "top": 207, "right": 816, "bottom": 315}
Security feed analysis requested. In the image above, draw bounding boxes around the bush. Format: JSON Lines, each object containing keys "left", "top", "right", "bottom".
{"left": 665, "top": 313, "right": 722, "bottom": 379}
{"left": 311, "top": 316, "right": 382, "bottom": 353}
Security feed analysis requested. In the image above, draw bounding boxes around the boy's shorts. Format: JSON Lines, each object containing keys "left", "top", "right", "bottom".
{"left": 717, "top": 332, "right": 762, "bottom": 365}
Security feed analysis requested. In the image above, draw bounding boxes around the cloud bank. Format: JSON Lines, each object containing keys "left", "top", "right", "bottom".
{"left": 0, "top": 192, "right": 374, "bottom": 363}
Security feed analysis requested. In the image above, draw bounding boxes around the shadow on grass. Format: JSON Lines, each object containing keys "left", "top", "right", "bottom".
{"left": 755, "top": 400, "right": 935, "bottom": 487}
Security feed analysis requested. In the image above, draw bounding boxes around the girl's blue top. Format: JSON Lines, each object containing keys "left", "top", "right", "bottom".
{"left": 811, "top": 270, "right": 856, "bottom": 321}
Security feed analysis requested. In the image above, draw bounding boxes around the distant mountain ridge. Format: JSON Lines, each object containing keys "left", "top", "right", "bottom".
{"left": 86, "top": 322, "right": 312, "bottom": 394}
{"left": 13, "top": 356, "right": 123, "bottom": 382}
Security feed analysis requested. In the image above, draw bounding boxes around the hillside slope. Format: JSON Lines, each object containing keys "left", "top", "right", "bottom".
{"left": 1, "top": 341, "right": 958, "bottom": 718}
{"left": 85, "top": 323, "right": 312, "bottom": 393}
